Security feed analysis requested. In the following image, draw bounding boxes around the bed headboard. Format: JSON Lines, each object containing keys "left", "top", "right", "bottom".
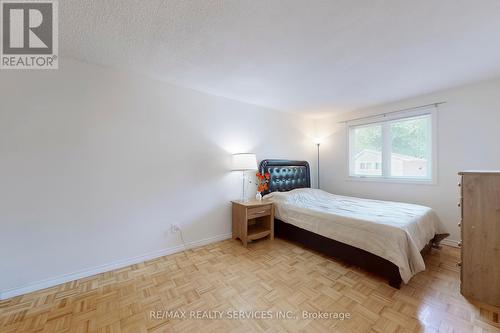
{"left": 259, "top": 159, "right": 311, "bottom": 196}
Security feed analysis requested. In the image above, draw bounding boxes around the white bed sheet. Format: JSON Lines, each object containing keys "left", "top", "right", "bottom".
{"left": 264, "top": 188, "right": 446, "bottom": 283}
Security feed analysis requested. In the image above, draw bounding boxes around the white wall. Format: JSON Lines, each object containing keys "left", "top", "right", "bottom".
{"left": 315, "top": 77, "right": 500, "bottom": 244}
{"left": 0, "top": 59, "right": 316, "bottom": 298}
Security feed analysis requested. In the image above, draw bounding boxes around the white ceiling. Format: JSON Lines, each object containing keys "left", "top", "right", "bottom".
{"left": 60, "top": 0, "right": 500, "bottom": 116}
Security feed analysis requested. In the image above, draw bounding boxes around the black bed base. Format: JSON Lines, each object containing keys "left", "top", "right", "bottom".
{"left": 275, "top": 219, "right": 404, "bottom": 288}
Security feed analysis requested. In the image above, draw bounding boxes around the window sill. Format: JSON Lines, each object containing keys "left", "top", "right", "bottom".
{"left": 346, "top": 176, "right": 437, "bottom": 185}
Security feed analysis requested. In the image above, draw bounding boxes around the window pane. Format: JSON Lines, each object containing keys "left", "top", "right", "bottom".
{"left": 352, "top": 124, "right": 382, "bottom": 176}
{"left": 390, "top": 115, "right": 430, "bottom": 178}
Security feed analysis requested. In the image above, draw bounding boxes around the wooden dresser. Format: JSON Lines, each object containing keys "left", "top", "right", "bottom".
{"left": 459, "top": 171, "right": 500, "bottom": 307}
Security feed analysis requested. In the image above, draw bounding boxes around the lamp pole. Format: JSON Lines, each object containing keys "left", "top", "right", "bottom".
{"left": 242, "top": 170, "right": 246, "bottom": 201}
{"left": 316, "top": 143, "right": 320, "bottom": 189}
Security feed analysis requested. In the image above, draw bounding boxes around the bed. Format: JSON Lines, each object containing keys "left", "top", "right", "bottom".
{"left": 259, "top": 159, "right": 449, "bottom": 288}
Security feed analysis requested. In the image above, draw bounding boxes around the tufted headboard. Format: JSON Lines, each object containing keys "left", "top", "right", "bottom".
{"left": 259, "top": 159, "right": 311, "bottom": 196}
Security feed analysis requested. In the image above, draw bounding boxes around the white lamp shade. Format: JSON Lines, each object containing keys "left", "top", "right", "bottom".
{"left": 232, "top": 153, "right": 258, "bottom": 171}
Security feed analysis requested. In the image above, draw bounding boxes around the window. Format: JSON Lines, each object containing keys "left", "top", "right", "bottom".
{"left": 348, "top": 108, "right": 436, "bottom": 182}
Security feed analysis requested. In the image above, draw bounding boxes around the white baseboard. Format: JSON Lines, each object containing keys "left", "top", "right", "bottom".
{"left": 440, "top": 238, "right": 460, "bottom": 248}
{"left": 0, "top": 232, "right": 232, "bottom": 301}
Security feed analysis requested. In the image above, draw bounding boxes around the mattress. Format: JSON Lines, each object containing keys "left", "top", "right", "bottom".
{"left": 264, "top": 188, "right": 446, "bottom": 283}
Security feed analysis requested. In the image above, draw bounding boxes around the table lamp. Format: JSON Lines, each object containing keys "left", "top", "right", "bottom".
{"left": 232, "top": 153, "right": 258, "bottom": 201}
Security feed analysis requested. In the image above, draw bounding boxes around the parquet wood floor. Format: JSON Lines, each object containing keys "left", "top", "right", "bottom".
{"left": 1, "top": 238, "right": 499, "bottom": 333}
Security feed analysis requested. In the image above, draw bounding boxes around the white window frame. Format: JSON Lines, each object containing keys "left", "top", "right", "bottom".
{"left": 347, "top": 107, "right": 438, "bottom": 184}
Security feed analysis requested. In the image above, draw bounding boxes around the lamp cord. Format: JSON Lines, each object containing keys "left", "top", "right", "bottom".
{"left": 179, "top": 228, "right": 186, "bottom": 250}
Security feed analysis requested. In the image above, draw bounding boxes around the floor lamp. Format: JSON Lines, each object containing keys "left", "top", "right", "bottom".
{"left": 316, "top": 143, "right": 320, "bottom": 189}
{"left": 232, "top": 153, "right": 258, "bottom": 201}
{"left": 314, "top": 139, "right": 321, "bottom": 189}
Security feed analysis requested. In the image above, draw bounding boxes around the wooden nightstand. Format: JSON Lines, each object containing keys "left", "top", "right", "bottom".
{"left": 231, "top": 200, "right": 274, "bottom": 247}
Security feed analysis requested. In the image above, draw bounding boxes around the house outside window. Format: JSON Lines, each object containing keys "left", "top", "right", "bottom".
{"left": 348, "top": 106, "right": 437, "bottom": 183}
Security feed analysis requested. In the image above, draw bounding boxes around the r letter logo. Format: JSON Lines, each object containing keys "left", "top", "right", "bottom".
{"left": 1, "top": 0, "right": 58, "bottom": 69}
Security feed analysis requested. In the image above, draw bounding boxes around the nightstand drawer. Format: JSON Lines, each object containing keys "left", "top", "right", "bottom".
{"left": 247, "top": 205, "right": 272, "bottom": 219}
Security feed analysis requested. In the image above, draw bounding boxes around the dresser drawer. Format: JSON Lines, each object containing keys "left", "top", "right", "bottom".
{"left": 248, "top": 205, "right": 272, "bottom": 219}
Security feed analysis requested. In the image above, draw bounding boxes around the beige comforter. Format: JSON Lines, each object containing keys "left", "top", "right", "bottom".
{"left": 264, "top": 189, "right": 446, "bottom": 283}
